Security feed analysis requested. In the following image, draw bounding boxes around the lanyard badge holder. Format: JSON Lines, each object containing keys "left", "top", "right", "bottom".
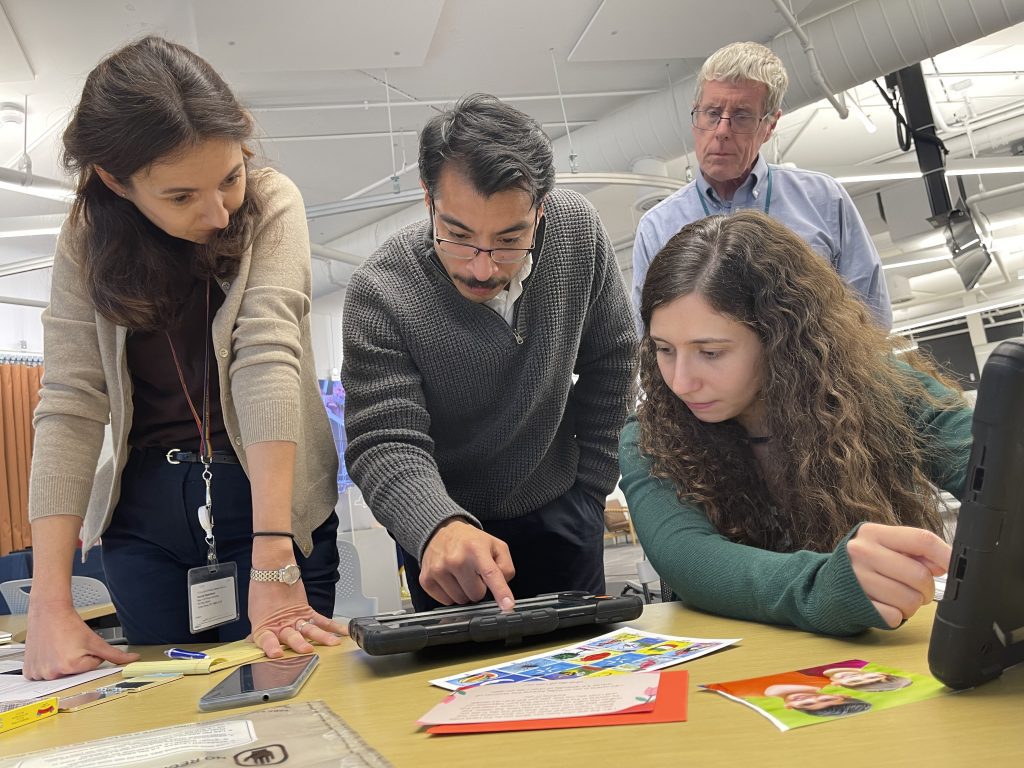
{"left": 169, "top": 280, "right": 241, "bottom": 634}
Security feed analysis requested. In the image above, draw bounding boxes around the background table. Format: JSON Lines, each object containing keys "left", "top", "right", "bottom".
{"left": 2, "top": 602, "right": 1021, "bottom": 767}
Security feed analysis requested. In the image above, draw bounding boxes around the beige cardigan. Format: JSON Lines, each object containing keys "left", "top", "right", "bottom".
{"left": 28, "top": 168, "right": 338, "bottom": 556}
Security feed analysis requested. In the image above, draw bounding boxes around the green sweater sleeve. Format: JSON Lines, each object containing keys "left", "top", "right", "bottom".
{"left": 619, "top": 417, "right": 886, "bottom": 636}
{"left": 902, "top": 364, "right": 973, "bottom": 497}
{"left": 620, "top": 363, "right": 974, "bottom": 637}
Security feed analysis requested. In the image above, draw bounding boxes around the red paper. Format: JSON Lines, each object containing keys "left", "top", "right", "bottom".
{"left": 426, "top": 670, "right": 689, "bottom": 734}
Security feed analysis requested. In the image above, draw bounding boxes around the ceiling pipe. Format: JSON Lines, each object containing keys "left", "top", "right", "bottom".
{"left": 769, "top": 0, "right": 849, "bottom": 119}
{"left": 323, "top": 0, "right": 1024, "bottom": 263}
{"left": 966, "top": 181, "right": 1024, "bottom": 206}
{"left": 319, "top": 172, "right": 688, "bottom": 261}
{"left": 548, "top": 0, "right": 1024, "bottom": 173}
{"left": 0, "top": 166, "right": 74, "bottom": 202}
{"left": 0, "top": 295, "right": 46, "bottom": 309}
{"left": 248, "top": 90, "right": 659, "bottom": 113}
{"left": 262, "top": 121, "right": 596, "bottom": 144}
{"left": 0, "top": 255, "right": 54, "bottom": 278}
{"left": 309, "top": 172, "right": 686, "bottom": 220}
{"left": 309, "top": 243, "right": 364, "bottom": 267}
{"left": 893, "top": 292, "right": 1024, "bottom": 335}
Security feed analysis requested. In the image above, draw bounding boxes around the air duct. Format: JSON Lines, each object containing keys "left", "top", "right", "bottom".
{"left": 549, "top": 0, "right": 1024, "bottom": 173}
{"left": 324, "top": 0, "right": 1024, "bottom": 265}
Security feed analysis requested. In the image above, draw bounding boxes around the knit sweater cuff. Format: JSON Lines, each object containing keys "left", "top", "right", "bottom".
{"left": 814, "top": 523, "right": 890, "bottom": 635}
{"left": 381, "top": 482, "right": 483, "bottom": 562}
{"left": 237, "top": 399, "right": 302, "bottom": 446}
{"left": 28, "top": 475, "right": 92, "bottom": 523}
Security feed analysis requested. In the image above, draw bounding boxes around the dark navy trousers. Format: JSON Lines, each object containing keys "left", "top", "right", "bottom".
{"left": 401, "top": 483, "right": 606, "bottom": 612}
{"left": 101, "top": 447, "right": 339, "bottom": 645}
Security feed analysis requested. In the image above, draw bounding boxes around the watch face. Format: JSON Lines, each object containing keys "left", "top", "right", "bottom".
{"left": 281, "top": 564, "right": 301, "bottom": 585}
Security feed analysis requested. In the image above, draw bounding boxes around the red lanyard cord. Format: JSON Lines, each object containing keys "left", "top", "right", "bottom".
{"left": 165, "top": 279, "right": 213, "bottom": 461}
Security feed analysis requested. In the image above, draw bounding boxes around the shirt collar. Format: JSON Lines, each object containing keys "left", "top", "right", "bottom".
{"left": 697, "top": 154, "right": 769, "bottom": 204}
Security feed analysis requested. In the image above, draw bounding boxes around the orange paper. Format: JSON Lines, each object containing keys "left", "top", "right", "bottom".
{"left": 427, "top": 670, "right": 688, "bottom": 734}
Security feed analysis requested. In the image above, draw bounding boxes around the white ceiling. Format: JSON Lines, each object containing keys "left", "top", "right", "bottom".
{"left": 3, "top": 0, "right": 1024, "bottom": 337}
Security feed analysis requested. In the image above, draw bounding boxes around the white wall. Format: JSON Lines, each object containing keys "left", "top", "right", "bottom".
{"left": 309, "top": 309, "right": 342, "bottom": 378}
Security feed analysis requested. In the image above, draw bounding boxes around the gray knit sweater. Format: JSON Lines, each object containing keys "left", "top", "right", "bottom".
{"left": 342, "top": 188, "right": 638, "bottom": 559}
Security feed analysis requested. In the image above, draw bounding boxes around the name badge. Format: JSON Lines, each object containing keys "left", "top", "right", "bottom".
{"left": 186, "top": 561, "right": 240, "bottom": 633}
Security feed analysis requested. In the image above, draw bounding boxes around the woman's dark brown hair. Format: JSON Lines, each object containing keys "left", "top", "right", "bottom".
{"left": 62, "top": 36, "right": 262, "bottom": 329}
{"left": 637, "top": 210, "right": 967, "bottom": 552}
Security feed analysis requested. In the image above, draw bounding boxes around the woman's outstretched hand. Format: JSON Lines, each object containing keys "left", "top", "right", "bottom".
{"left": 247, "top": 579, "right": 346, "bottom": 657}
{"left": 847, "top": 523, "right": 951, "bottom": 628}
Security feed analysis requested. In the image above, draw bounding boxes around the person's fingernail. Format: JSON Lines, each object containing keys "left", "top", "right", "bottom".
{"left": 500, "top": 597, "right": 514, "bottom": 612}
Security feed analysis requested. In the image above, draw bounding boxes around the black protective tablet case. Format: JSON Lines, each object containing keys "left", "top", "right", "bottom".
{"left": 929, "top": 338, "right": 1024, "bottom": 690}
{"left": 349, "top": 591, "right": 644, "bottom": 655}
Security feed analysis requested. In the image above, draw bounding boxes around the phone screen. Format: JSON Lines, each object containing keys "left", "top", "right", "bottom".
{"left": 199, "top": 655, "right": 318, "bottom": 711}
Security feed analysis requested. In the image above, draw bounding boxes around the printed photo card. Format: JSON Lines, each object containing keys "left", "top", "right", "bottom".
{"left": 702, "top": 658, "right": 946, "bottom": 731}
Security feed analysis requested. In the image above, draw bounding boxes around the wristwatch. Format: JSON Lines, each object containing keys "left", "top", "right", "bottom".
{"left": 249, "top": 563, "right": 302, "bottom": 585}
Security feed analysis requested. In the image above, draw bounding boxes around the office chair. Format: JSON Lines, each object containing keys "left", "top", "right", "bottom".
{"left": 333, "top": 538, "right": 379, "bottom": 620}
{"left": 0, "top": 575, "right": 112, "bottom": 615}
{"left": 620, "top": 559, "right": 663, "bottom": 604}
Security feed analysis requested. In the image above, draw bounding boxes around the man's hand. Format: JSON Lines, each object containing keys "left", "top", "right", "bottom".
{"left": 847, "top": 523, "right": 952, "bottom": 628}
{"left": 419, "top": 518, "right": 516, "bottom": 610}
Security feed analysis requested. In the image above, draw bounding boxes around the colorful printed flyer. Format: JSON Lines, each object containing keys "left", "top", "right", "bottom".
{"left": 702, "top": 658, "right": 946, "bottom": 731}
{"left": 430, "top": 627, "right": 739, "bottom": 691}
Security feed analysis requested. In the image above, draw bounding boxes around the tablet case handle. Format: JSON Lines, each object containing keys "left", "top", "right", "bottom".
{"left": 929, "top": 338, "right": 1024, "bottom": 690}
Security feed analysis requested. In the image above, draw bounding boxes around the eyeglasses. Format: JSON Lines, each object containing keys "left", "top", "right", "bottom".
{"left": 431, "top": 201, "right": 540, "bottom": 265}
{"left": 691, "top": 108, "right": 770, "bottom": 134}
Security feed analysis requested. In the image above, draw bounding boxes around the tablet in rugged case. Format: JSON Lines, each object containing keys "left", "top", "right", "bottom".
{"left": 349, "top": 591, "right": 644, "bottom": 655}
{"left": 929, "top": 338, "right": 1024, "bottom": 690}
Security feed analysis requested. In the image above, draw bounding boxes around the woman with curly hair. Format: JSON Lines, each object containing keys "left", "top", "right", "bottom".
{"left": 620, "top": 210, "right": 972, "bottom": 636}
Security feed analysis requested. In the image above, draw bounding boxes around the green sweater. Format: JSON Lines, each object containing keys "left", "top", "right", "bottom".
{"left": 619, "top": 367, "right": 973, "bottom": 636}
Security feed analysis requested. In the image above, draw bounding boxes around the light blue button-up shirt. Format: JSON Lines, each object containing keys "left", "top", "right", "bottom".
{"left": 631, "top": 155, "right": 892, "bottom": 331}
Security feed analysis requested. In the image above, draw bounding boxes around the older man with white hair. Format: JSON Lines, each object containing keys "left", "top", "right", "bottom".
{"left": 632, "top": 41, "right": 891, "bottom": 329}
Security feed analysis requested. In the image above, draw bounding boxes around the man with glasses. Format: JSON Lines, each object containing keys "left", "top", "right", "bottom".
{"left": 631, "top": 41, "right": 890, "bottom": 330}
{"left": 343, "top": 94, "right": 637, "bottom": 612}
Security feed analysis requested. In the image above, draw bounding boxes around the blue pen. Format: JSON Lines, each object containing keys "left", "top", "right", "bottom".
{"left": 164, "top": 648, "right": 209, "bottom": 660}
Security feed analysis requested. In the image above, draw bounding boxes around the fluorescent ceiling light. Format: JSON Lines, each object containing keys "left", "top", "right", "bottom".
{"left": 827, "top": 158, "right": 1024, "bottom": 185}
{"left": 882, "top": 254, "right": 950, "bottom": 270}
{"left": 893, "top": 296, "right": 1024, "bottom": 335}
{"left": 945, "top": 157, "right": 1024, "bottom": 176}
{"left": 0, "top": 226, "right": 61, "bottom": 238}
{"left": 830, "top": 166, "right": 921, "bottom": 184}
{"left": 0, "top": 214, "right": 67, "bottom": 239}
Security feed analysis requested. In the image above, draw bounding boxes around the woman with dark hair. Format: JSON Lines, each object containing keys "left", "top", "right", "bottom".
{"left": 620, "top": 210, "right": 972, "bottom": 636}
{"left": 24, "top": 36, "right": 343, "bottom": 679}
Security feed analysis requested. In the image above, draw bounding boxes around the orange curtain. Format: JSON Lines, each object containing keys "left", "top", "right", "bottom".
{"left": 0, "top": 363, "right": 43, "bottom": 556}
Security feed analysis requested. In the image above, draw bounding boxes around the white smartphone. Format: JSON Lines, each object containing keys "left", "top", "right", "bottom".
{"left": 197, "top": 654, "right": 319, "bottom": 712}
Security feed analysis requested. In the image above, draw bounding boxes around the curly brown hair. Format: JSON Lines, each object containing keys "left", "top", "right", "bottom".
{"left": 636, "top": 211, "right": 966, "bottom": 552}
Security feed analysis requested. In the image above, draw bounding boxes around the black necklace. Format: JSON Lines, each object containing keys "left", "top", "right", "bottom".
{"left": 746, "top": 435, "right": 772, "bottom": 445}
